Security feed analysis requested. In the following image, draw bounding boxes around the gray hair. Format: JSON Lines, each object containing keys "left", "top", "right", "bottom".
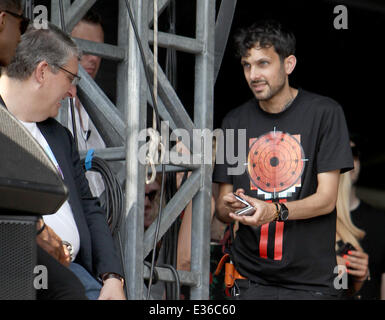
{"left": 5, "top": 23, "right": 80, "bottom": 80}
{"left": 0, "top": 0, "right": 23, "bottom": 12}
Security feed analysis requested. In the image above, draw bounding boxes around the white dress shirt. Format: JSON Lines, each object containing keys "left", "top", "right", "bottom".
{"left": 20, "top": 120, "right": 80, "bottom": 261}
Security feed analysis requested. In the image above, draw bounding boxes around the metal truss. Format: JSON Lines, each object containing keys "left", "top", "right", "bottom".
{"left": 48, "top": 0, "right": 219, "bottom": 300}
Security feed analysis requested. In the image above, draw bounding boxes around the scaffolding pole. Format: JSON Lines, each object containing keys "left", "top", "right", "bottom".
{"left": 51, "top": 0, "right": 217, "bottom": 300}
{"left": 190, "top": 0, "right": 215, "bottom": 299}
{"left": 121, "top": 0, "right": 147, "bottom": 300}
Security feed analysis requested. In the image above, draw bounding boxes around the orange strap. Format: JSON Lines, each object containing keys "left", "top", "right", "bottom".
{"left": 214, "top": 253, "right": 229, "bottom": 276}
{"left": 214, "top": 254, "right": 246, "bottom": 288}
{"left": 224, "top": 262, "right": 246, "bottom": 288}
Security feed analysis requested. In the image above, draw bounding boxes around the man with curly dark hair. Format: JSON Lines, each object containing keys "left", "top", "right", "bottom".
{"left": 214, "top": 20, "right": 354, "bottom": 299}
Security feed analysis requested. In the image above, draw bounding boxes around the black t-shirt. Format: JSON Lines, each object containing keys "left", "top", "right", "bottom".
{"left": 351, "top": 201, "right": 385, "bottom": 299}
{"left": 213, "top": 88, "right": 353, "bottom": 295}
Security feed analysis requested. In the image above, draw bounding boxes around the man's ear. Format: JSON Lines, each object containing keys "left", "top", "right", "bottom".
{"left": 284, "top": 55, "right": 297, "bottom": 75}
{"left": 34, "top": 61, "right": 50, "bottom": 85}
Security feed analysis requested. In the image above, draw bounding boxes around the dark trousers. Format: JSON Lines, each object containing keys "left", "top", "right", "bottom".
{"left": 36, "top": 246, "right": 87, "bottom": 300}
{"left": 233, "top": 279, "right": 341, "bottom": 300}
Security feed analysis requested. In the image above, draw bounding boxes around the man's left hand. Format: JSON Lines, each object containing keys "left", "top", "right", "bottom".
{"left": 98, "top": 278, "right": 126, "bottom": 300}
{"left": 228, "top": 191, "right": 276, "bottom": 226}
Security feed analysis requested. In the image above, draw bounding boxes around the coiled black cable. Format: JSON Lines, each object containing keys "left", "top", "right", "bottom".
{"left": 82, "top": 155, "right": 128, "bottom": 298}
{"left": 83, "top": 156, "right": 123, "bottom": 235}
{"left": 159, "top": 264, "right": 180, "bottom": 300}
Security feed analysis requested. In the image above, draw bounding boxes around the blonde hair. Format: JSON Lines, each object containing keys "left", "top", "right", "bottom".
{"left": 336, "top": 172, "right": 365, "bottom": 251}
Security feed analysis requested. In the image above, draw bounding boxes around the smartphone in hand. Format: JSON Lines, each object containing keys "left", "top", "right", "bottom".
{"left": 336, "top": 242, "right": 356, "bottom": 256}
{"left": 233, "top": 193, "right": 255, "bottom": 216}
{"left": 233, "top": 193, "right": 251, "bottom": 206}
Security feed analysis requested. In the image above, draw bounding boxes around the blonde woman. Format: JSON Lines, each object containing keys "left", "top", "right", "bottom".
{"left": 336, "top": 172, "right": 369, "bottom": 296}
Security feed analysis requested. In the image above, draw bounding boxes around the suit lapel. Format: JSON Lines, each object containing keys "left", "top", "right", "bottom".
{"left": 37, "top": 121, "right": 76, "bottom": 210}
{"left": 37, "top": 120, "right": 93, "bottom": 269}
{"left": 38, "top": 122, "right": 67, "bottom": 176}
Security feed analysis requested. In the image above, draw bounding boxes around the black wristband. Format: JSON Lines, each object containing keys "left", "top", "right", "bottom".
{"left": 101, "top": 272, "right": 125, "bottom": 286}
{"left": 36, "top": 222, "right": 46, "bottom": 235}
{"left": 273, "top": 202, "right": 279, "bottom": 221}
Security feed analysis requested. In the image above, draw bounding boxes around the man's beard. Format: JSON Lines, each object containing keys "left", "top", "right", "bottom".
{"left": 250, "top": 69, "right": 287, "bottom": 101}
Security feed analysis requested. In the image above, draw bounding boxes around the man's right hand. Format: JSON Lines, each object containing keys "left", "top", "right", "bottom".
{"left": 216, "top": 183, "right": 247, "bottom": 223}
{"left": 36, "top": 219, "right": 71, "bottom": 267}
{"left": 223, "top": 188, "right": 249, "bottom": 212}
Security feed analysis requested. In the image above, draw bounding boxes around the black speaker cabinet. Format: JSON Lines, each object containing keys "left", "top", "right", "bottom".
{"left": 0, "top": 215, "right": 38, "bottom": 300}
{"left": 0, "top": 100, "right": 68, "bottom": 215}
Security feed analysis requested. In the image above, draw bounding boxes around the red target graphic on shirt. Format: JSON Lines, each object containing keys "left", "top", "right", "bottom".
{"left": 248, "top": 131, "right": 305, "bottom": 195}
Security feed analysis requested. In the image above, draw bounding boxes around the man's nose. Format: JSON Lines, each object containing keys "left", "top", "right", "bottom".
{"left": 249, "top": 66, "right": 261, "bottom": 81}
{"left": 66, "top": 84, "right": 77, "bottom": 99}
{"left": 144, "top": 195, "right": 151, "bottom": 206}
{"left": 85, "top": 54, "right": 98, "bottom": 64}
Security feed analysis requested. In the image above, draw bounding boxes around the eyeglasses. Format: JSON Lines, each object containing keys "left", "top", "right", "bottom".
{"left": 54, "top": 65, "right": 82, "bottom": 86}
{"left": 3, "top": 10, "right": 30, "bottom": 35}
{"left": 145, "top": 190, "right": 157, "bottom": 202}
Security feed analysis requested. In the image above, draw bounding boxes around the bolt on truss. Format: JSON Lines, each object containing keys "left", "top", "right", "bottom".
{"left": 50, "top": 0, "right": 220, "bottom": 300}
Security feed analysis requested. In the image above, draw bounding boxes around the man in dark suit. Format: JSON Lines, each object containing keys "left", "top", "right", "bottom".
{"left": 1, "top": 0, "right": 88, "bottom": 300}
{"left": 0, "top": 23, "right": 125, "bottom": 300}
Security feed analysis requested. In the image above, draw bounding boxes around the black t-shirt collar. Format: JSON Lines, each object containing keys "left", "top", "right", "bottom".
{"left": 254, "top": 87, "right": 303, "bottom": 117}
